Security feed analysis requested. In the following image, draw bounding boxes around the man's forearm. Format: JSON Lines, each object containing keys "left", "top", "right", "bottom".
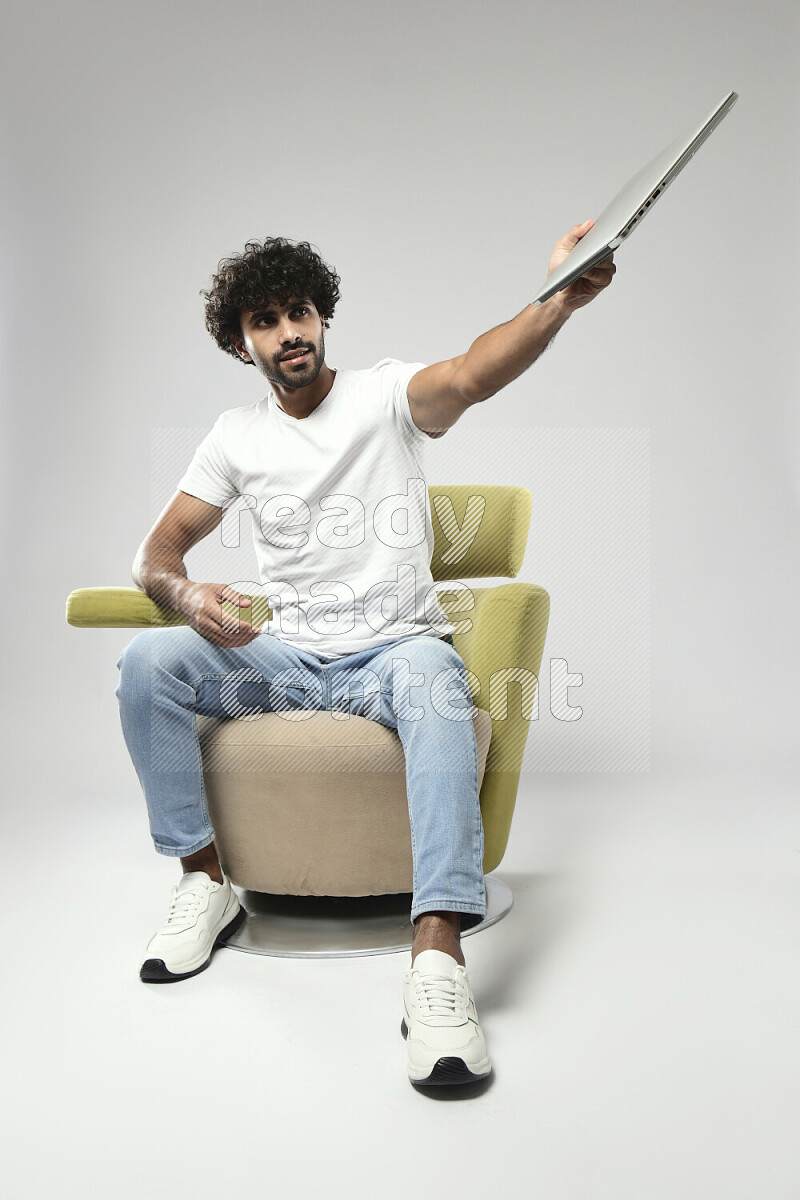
{"left": 458, "top": 296, "right": 571, "bottom": 403}
{"left": 132, "top": 539, "right": 192, "bottom": 613}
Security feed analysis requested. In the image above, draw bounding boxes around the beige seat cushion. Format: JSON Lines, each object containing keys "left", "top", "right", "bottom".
{"left": 197, "top": 708, "right": 492, "bottom": 896}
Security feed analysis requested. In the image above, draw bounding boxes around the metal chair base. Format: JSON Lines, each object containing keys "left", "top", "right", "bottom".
{"left": 222, "top": 875, "right": 512, "bottom": 959}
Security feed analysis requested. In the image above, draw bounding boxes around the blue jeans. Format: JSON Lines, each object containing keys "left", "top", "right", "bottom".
{"left": 115, "top": 628, "right": 486, "bottom": 929}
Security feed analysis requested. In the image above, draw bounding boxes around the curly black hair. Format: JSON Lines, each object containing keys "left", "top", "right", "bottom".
{"left": 201, "top": 238, "right": 341, "bottom": 363}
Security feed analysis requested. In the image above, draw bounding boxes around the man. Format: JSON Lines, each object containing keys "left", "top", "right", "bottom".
{"left": 115, "top": 224, "right": 614, "bottom": 1087}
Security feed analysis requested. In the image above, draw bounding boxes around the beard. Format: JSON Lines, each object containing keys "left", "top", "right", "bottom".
{"left": 257, "top": 330, "right": 326, "bottom": 391}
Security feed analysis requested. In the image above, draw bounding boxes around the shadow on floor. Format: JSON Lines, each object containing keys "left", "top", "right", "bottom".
{"left": 473, "top": 870, "right": 581, "bottom": 1017}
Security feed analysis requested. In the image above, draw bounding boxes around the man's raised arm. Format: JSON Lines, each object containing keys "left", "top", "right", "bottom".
{"left": 407, "top": 220, "right": 616, "bottom": 437}
{"left": 132, "top": 491, "right": 259, "bottom": 647}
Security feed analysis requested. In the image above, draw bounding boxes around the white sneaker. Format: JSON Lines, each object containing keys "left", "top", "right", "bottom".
{"left": 139, "top": 871, "right": 246, "bottom": 983}
{"left": 401, "top": 949, "right": 492, "bottom": 1085}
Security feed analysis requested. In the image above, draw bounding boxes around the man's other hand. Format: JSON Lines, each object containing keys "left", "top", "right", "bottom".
{"left": 179, "top": 582, "right": 260, "bottom": 648}
{"left": 546, "top": 220, "right": 616, "bottom": 314}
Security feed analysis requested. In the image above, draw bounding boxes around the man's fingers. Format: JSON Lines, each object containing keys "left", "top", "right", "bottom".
{"left": 182, "top": 581, "right": 261, "bottom": 646}
{"left": 208, "top": 612, "right": 261, "bottom": 644}
{"left": 204, "top": 628, "right": 261, "bottom": 648}
{"left": 206, "top": 587, "right": 259, "bottom": 639}
{"left": 583, "top": 253, "right": 615, "bottom": 276}
{"left": 559, "top": 219, "right": 595, "bottom": 250}
{"left": 220, "top": 585, "right": 251, "bottom": 606}
{"left": 218, "top": 606, "right": 258, "bottom": 636}
{"left": 192, "top": 608, "right": 261, "bottom": 647}
{"left": 216, "top": 585, "right": 254, "bottom": 633}
{"left": 583, "top": 259, "right": 616, "bottom": 283}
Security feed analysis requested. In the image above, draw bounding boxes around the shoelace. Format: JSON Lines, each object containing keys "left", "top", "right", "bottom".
{"left": 163, "top": 886, "right": 205, "bottom": 929}
{"left": 413, "top": 972, "right": 469, "bottom": 1022}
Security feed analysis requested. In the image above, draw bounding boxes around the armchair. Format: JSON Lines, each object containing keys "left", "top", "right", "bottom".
{"left": 66, "top": 485, "right": 550, "bottom": 954}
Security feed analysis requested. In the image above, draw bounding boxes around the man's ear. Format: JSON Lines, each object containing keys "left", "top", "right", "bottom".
{"left": 230, "top": 334, "right": 252, "bottom": 363}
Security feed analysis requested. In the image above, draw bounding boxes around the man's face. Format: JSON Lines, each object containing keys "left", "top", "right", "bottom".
{"left": 235, "top": 297, "right": 326, "bottom": 390}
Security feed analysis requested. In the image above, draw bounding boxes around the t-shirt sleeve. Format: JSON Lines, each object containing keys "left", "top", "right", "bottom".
{"left": 176, "top": 418, "right": 239, "bottom": 508}
{"left": 374, "top": 358, "right": 429, "bottom": 441}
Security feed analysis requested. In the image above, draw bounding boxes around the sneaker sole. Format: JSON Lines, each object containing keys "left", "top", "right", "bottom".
{"left": 400, "top": 1018, "right": 492, "bottom": 1086}
{"left": 139, "top": 903, "right": 247, "bottom": 984}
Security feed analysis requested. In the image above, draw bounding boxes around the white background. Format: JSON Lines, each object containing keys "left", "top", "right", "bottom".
{"left": 1, "top": 2, "right": 798, "bottom": 1196}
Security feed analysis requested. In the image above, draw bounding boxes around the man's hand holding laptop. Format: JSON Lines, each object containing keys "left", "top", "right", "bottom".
{"left": 545, "top": 220, "right": 617, "bottom": 315}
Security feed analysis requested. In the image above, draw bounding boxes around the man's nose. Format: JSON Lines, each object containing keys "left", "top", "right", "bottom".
{"left": 278, "top": 319, "right": 301, "bottom": 344}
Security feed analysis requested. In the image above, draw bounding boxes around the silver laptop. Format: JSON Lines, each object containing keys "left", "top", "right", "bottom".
{"left": 530, "top": 90, "right": 738, "bottom": 306}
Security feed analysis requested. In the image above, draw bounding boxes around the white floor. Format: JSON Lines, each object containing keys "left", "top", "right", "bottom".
{"left": 3, "top": 766, "right": 798, "bottom": 1199}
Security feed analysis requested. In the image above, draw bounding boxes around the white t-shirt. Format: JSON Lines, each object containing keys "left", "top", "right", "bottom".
{"left": 177, "top": 358, "right": 456, "bottom": 659}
